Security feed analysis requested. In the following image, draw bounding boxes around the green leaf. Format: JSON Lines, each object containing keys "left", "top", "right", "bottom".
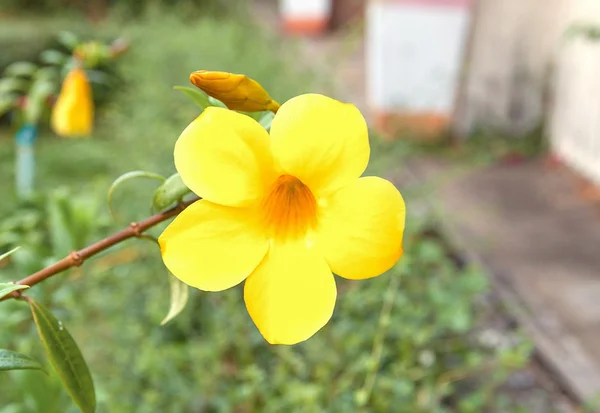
{"left": 0, "top": 349, "right": 45, "bottom": 372}
{"left": 46, "top": 190, "right": 77, "bottom": 258}
{"left": 39, "top": 49, "right": 68, "bottom": 66}
{"left": 0, "top": 246, "right": 21, "bottom": 262}
{"left": 4, "top": 62, "right": 38, "bottom": 78}
{"left": 85, "top": 70, "right": 111, "bottom": 85}
{"left": 173, "top": 86, "right": 211, "bottom": 111}
{"left": 57, "top": 31, "right": 80, "bottom": 50}
{"left": 242, "top": 111, "right": 263, "bottom": 121}
{"left": 0, "top": 94, "right": 18, "bottom": 117}
{"left": 565, "top": 23, "right": 600, "bottom": 41}
{"left": 258, "top": 111, "right": 275, "bottom": 131}
{"left": 25, "top": 78, "right": 56, "bottom": 124}
{"left": 152, "top": 173, "right": 191, "bottom": 211}
{"left": 108, "top": 171, "right": 165, "bottom": 219}
{"left": 161, "top": 274, "right": 189, "bottom": 325}
{"left": 208, "top": 96, "right": 228, "bottom": 109}
{"left": 0, "top": 77, "right": 30, "bottom": 94}
{"left": 0, "top": 283, "right": 29, "bottom": 300}
{"left": 34, "top": 66, "right": 60, "bottom": 82}
{"left": 28, "top": 298, "right": 96, "bottom": 413}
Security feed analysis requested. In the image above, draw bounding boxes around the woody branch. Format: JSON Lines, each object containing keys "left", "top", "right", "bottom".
{"left": 0, "top": 197, "right": 200, "bottom": 302}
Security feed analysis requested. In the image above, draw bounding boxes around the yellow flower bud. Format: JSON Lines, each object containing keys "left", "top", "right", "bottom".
{"left": 51, "top": 68, "right": 94, "bottom": 138}
{"left": 189, "top": 71, "right": 280, "bottom": 113}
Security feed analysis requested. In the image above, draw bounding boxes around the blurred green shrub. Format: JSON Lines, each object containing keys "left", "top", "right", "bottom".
{"left": 0, "top": 186, "right": 110, "bottom": 275}
{"left": 565, "top": 22, "right": 600, "bottom": 42}
{"left": 0, "top": 0, "right": 243, "bottom": 18}
{"left": 0, "top": 28, "right": 127, "bottom": 130}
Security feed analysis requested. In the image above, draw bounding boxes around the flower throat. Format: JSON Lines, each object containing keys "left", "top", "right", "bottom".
{"left": 261, "top": 174, "right": 317, "bottom": 240}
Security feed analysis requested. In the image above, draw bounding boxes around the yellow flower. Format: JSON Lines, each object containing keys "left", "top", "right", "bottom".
{"left": 51, "top": 68, "right": 94, "bottom": 138}
{"left": 159, "top": 94, "right": 405, "bottom": 345}
{"left": 189, "top": 70, "right": 280, "bottom": 113}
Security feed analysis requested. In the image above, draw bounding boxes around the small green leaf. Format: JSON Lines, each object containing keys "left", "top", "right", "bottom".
{"left": 565, "top": 23, "right": 600, "bottom": 41}
{"left": 0, "top": 94, "right": 18, "bottom": 117}
{"left": 208, "top": 96, "right": 228, "bottom": 109}
{"left": 39, "top": 49, "right": 68, "bottom": 66}
{"left": 0, "top": 283, "right": 29, "bottom": 300}
{"left": 34, "top": 66, "right": 60, "bottom": 82}
{"left": 0, "top": 246, "right": 21, "bottom": 262}
{"left": 0, "top": 349, "right": 45, "bottom": 372}
{"left": 4, "top": 62, "right": 38, "bottom": 78}
{"left": 173, "top": 86, "right": 211, "bottom": 111}
{"left": 85, "top": 70, "right": 111, "bottom": 85}
{"left": 25, "top": 79, "right": 56, "bottom": 124}
{"left": 258, "top": 111, "right": 275, "bottom": 131}
{"left": 242, "top": 111, "right": 263, "bottom": 121}
{"left": 0, "top": 77, "right": 30, "bottom": 94}
{"left": 108, "top": 171, "right": 165, "bottom": 219}
{"left": 28, "top": 298, "right": 96, "bottom": 413}
{"left": 46, "top": 191, "right": 77, "bottom": 258}
{"left": 152, "top": 173, "right": 191, "bottom": 211}
{"left": 161, "top": 274, "right": 189, "bottom": 326}
{"left": 57, "top": 31, "right": 80, "bottom": 50}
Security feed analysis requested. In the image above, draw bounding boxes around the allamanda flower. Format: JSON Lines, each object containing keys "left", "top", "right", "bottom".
{"left": 51, "top": 68, "right": 94, "bottom": 138}
{"left": 159, "top": 93, "right": 405, "bottom": 345}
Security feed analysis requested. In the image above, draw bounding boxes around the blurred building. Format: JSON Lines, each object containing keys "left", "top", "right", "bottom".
{"left": 366, "top": 0, "right": 600, "bottom": 184}
{"left": 278, "top": 0, "right": 600, "bottom": 184}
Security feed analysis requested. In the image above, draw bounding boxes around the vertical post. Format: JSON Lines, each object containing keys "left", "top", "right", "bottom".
{"left": 15, "top": 124, "right": 38, "bottom": 198}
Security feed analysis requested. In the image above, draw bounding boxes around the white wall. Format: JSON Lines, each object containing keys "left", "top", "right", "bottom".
{"left": 452, "top": 0, "right": 569, "bottom": 137}
{"left": 549, "top": 0, "right": 600, "bottom": 184}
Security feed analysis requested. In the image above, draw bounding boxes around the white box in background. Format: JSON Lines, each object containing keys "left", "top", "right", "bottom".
{"left": 279, "top": 0, "right": 333, "bottom": 35}
{"left": 366, "top": 0, "right": 472, "bottom": 139}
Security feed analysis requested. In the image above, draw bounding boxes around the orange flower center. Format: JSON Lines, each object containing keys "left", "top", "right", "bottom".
{"left": 261, "top": 174, "right": 317, "bottom": 240}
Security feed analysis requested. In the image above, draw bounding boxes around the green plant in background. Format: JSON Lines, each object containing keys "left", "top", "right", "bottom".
{"left": 0, "top": 187, "right": 110, "bottom": 276}
{"left": 0, "top": 0, "right": 244, "bottom": 19}
{"left": 0, "top": 30, "right": 128, "bottom": 130}
{"left": 0, "top": 31, "right": 128, "bottom": 199}
{"left": 565, "top": 22, "right": 600, "bottom": 42}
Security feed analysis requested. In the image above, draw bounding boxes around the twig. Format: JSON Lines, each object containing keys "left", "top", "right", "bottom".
{"left": 356, "top": 272, "right": 401, "bottom": 409}
{"left": 0, "top": 197, "right": 200, "bottom": 302}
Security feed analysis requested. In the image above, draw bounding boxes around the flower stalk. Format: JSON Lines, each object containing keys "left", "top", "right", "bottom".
{"left": 0, "top": 197, "right": 199, "bottom": 303}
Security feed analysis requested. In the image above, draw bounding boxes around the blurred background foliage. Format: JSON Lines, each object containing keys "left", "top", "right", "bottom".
{"left": 0, "top": 0, "right": 241, "bottom": 19}
{"left": 0, "top": 2, "right": 549, "bottom": 412}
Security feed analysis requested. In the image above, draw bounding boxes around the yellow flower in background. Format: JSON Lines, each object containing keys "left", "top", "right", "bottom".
{"left": 51, "top": 68, "right": 94, "bottom": 138}
{"left": 159, "top": 94, "right": 405, "bottom": 345}
{"left": 189, "top": 70, "right": 280, "bottom": 113}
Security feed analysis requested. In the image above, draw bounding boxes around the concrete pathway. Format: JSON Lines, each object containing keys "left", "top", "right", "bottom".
{"left": 401, "top": 157, "right": 600, "bottom": 403}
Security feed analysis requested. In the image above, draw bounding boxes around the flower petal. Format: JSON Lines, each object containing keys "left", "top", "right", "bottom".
{"left": 316, "top": 177, "right": 405, "bottom": 280}
{"left": 175, "top": 107, "right": 276, "bottom": 207}
{"left": 244, "top": 240, "right": 336, "bottom": 345}
{"left": 270, "top": 94, "right": 370, "bottom": 196}
{"left": 51, "top": 68, "right": 94, "bottom": 138}
{"left": 159, "top": 200, "right": 268, "bottom": 291}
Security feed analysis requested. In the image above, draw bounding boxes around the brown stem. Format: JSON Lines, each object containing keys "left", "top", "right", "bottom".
{"left": 1, "top": 197, "right": 199, "bottom": 302}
